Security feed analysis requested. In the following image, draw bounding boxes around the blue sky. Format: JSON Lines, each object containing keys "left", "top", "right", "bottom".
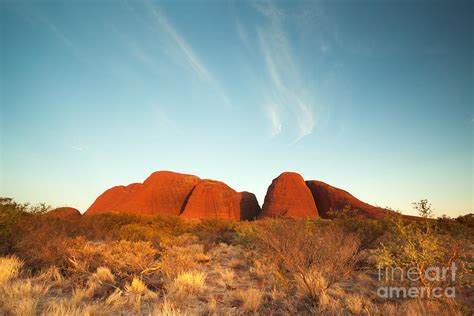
{"left": 1, "top": 0, "right": 472, "bottom": 217}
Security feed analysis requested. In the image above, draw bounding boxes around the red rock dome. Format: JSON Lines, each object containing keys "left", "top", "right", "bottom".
{"left": 180, "top": 180, "right": 260, "bottom": 221}
{"left": 305, "top": 180, "right": 387, "bottom": 219}
{"left": 84, "top": 184, "right": 142, "bottom": 215}
{"left": 85, "top": 171, "right": 200, "bottom": 216}
{"left": 239, "top": 191, "right": 261, "bottom": 220}
{"left": 259, "top": 172, "right": 319, "bottom": 219}
{"left": 45, "top": 207, "right": 81, "bottom": 220}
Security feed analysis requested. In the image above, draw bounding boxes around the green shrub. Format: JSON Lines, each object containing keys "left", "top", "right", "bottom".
{"left": 375, "top": 201, "right": 469, "bottom": 294}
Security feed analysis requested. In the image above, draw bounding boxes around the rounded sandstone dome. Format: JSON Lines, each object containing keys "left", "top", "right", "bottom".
{"left": 259, "top": 172, "right": 319, "bottom": 219}
{"left": 45, "top": 207, "right": 81, "bottom": 220}
{"left": 181, "top": 180, "right": 260, "bottom": 221}
{"left": 85, "top": 171, "right": 201, "bottom": 216}
{"left": 305, "top": 180, "right": 387, "bottom": 219}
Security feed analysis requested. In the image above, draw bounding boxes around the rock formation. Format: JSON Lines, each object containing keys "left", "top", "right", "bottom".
{"left": 83, "top": 169, "right": 406, "bottom": 221}
{"left": 180, "top": 180, "right": 260, "bottom": 220}
{"left": 85, "top": 171, "right": 200, "bottom": 216}
{"left": 259, "top": 172, "right": 319, "bottom": 219}
{"left": 85, "top": 171, "right": 260, "bottom": 220}
{"left": 239, "top": 192, "right": 261, "bottom": 221}
{"left": 45, "top": 207, "right": 81, "bottom": 220}
{"left": 84, "top": 184, "right": 141, "bottom": 215}
{"left": 305, "top": 180, "right": 387, "bottom": 219}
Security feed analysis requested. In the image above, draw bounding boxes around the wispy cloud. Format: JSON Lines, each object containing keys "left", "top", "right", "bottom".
{"left": 41, "top": 17, "right": 74, "bottom": 50}
{"left": 152, "top": 9, "right": 211, "bottom": 82}
{"left": 145, "top": 3, "right": 232, "bottom": 108}
{"left": 265, "top": 103, "right": 282, "bottom": 136}
{"left": 236, "top": 20, "right": 251, "bottom": 51}
{"left": 254, "top": 2, "right": 316, "bottom": 142}
{"left": 154, "top": 106, "right": 182, "bottom": 134}
{"left": 15, "top": 7, "right": 84, "bottom": 62}
{"left": 130, "top": 43, "right": 158, "bottom": 68}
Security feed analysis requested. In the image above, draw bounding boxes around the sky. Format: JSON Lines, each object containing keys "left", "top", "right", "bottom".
{"left": 1, "top": 0, "right": 472, "bottom": 217}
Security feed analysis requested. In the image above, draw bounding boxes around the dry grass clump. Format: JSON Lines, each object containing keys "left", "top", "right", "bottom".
{"left": 125, "top": 277, "right": 149, "bottom": 295}
{"left": 104, "top": 288, "right": 124, "bottom": 307}
{"left": 79, "top": 266, "right": 116, "bottom": 300}
{"left": 158, "top": 236, "right": 208, "bottom": 281}
{"left": 89, "top": 266, "right": 115, "bottom": 285}
{"left": 167, "top": 270, "right": 206, "bottom": 300}
{"left": 0, "top": 256, "right": 23, "bottom": 283}
{"left": 206, "top": 295, "right": 218, "bottom": 315}
{"left": 194, "top": 252, "right": 211, "bottom": 263}
{"left": 125, "top": 277, "right": 157, "bottom": 298}
{"left": 36, "top": 265, "right": 63, "bottom": 283}
{"left": 66, "top": 238, "right": 158, "bottom": 277}
{"left": 236, "top": 287, "right": 264, "bottom": 313}
{"left": 344, "top": 294, "right": 367, "bottom": 315}
{"left": 125, "top": 277, "right": 158, "bottom": 313}
{"left": 217, "top": 268, "right": 235, "bottom": 287}
{"left": 42, "top": 274, "right": 115, "bottom": 312}
{"left": 13, "top": 230, "right": 159, "bottom": 277}
{"left": 0, "top": 255, "right": 49, "bottom": 315}
{"left": 65, "top": 267, "right": 117, "bottom": 308}
{"left": 151, "top": 299, "right": 188, "bottom": 316}
{"left": 41, "top": 299, "right": 109, "bottom": 316}
{"left": 0, "top": 277, "right": 50, "bottom": 315}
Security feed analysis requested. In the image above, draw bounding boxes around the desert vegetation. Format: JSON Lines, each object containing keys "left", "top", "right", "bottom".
{"left": 0, "top": 197, "right": 472, "bottom": 315}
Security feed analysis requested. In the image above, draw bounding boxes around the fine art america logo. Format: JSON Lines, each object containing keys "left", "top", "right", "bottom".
{"left": 377, "top": 263, "right": 457, "bottom": 299}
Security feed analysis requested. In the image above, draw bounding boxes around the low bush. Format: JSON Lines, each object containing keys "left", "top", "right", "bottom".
{"left": 0, "top": 198, "right": 50, "bottom": 254}
{"left": 375, "top": 214, "right": 469, "bottom": 293}
{"left": 254, "top": 220, "right": 360, "bottom": 308}
{"left": 329, "top": 206, "right": 386, "bottom": 249}
{"left": 191, "top": 219, "right": 237, "bottom": 250}
{"left": 435, "top": 214, "right": 473, "bottom": 237}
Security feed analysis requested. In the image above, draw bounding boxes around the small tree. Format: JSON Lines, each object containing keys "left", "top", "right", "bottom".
{"left": 376, "top": 200, "right": 467, "bottom": 296}
{"left": 412, "top": 199, "right": 434, "bottom": 219}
